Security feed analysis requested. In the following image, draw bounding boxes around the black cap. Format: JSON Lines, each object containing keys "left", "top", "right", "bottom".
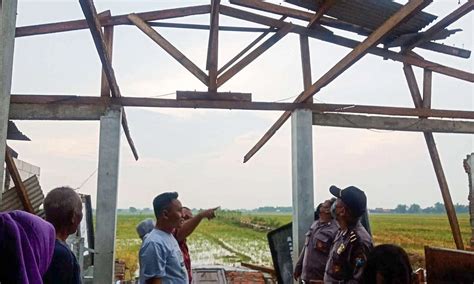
{"left": 329, "top": 185, "right": 367, "bottom": 218}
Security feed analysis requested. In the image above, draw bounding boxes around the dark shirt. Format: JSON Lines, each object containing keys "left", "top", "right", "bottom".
{"left": 294, "top": 220, "right": 339, "bottom": 281}
{"left": 43, "top": 240, "right": 81, "bottom": 284}
{"left": 324, "top": 221, "right": 373, "bottom": 283}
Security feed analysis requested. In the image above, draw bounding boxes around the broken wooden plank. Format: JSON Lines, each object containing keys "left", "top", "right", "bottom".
{"left": 217, "top": 23, "right": 293, "bottom": 88}
{"left": 128, "top": 13, "right": 209, "bottom": 86}
{"left": 176, "top": 91, "right": 251, "bottom": 102}
{"left": 5, "top": 146, "right": 34, "bottom": 213}
{"left": 79, "top": 0, "right": 139, "bottom": 160}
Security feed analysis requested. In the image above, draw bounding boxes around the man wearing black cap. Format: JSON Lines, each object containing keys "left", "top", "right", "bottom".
{"left": 324, "top": 185, "right": 373, "bottom": 283}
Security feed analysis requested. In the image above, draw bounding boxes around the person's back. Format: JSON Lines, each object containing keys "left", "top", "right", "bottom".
{"left": 139, "top": 228, "right": 188, "bottom": 284}
{"left": 43, "top": 240, "right": 81, "bottom": 284}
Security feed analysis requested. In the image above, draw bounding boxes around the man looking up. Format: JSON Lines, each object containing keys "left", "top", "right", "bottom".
{"left": 294, "top": 198, "right": 339, "bottom": 282}
{"left": 324, "top": 185, "right": 373, "bottom": 283}
{"left": 174, "top": 206, "right": 219, "bottom": 282}
{"left": 139, "top": 192, "right": 188, "bottom": 284}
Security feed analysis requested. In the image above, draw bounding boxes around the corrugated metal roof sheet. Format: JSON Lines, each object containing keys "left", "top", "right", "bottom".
{"left": 1, "top": 175, "right": 44, "bottom": 217}
{"left": 286, "top": 0, "right": 437, "bottom": 37}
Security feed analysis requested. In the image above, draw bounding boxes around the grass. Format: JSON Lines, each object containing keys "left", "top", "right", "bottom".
{"left": 114, "top": 213, "right": 471, "bottom": 280}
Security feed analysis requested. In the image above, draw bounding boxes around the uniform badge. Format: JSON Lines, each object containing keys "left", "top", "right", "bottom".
{"left": 355, "top": 257, "right": 366, "bottom": 268}
{"left": 336, "top": 243, "right": 345, "bottom": 254}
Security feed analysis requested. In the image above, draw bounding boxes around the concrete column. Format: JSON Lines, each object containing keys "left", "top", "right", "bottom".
{"left": 0, "top": 0, "right": 18, "bottom": 202}
{"left": 291, "top": 109, "right": 314, "bottom": 264}
{"left": 94, "top": 106, "right": 122, "bottom": 284}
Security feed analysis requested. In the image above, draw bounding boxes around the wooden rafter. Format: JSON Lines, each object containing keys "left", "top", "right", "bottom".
{"left": 218, "top": 16, "right": 286, "bottom": 76}
{"left": 100, "top": 11, "right": 113, "bottom": 98}
{"left": 16, "top": 5, "right": 211, "bottom": 37}
{"left": 229, "top": 0, "right": 470, "bottom": 59}
{"left": 220, "top": 5, "right": 473, "bottom": 82}
{"left": 9, "top": 95, "right": 474, "bottom": 120}
{"left": 243, "top": 0, "right": 433, "bottom": 163}
{"left": 5, "top": 146, "right": 34, "bottom": 213}
{"left": 217, "top": 23, "right": 293, "bottom": 88}
{"left": 79, "top": 0, "right": 139, "bottom": 160}
{"left": 403, "top": 0, "right": 474, "bottom": 52}
{"left": 128, "top": 13, "right": 209, "bottom": 86}
{"left": 307, "top": 0, "right": 337, "bottom": 29}
{"left": 423, "top": 69, "right": 432, "bottom": 109}
{"left": 207, "top": 0, "right": 221, "bottom": 91}
{"left": 403, "top": 64, "right": 464, "bottom": 250}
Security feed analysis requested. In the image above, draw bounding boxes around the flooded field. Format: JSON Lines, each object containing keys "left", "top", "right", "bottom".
{"left": 115, "top": 212, "right": 471, "bottom": 280}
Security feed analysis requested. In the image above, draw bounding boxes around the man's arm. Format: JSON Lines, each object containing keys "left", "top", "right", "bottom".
{"left": 146, "top": 278, "right": 162, "bottom": 284}
{"left": 293, "top": 246, "right": 305, "bottom": 280}
{"left": 175, "top": 207, "right": 218, "bottom": 242}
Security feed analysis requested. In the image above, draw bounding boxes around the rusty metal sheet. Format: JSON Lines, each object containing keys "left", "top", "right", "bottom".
{"left": 425, "top": 246, "right": 474, "bottom": 283}
{"left": 286, "top": 0, "right": 437, "bottom": 37}
{"left": 1, "top": 175, "right": 44, "bottom": 216}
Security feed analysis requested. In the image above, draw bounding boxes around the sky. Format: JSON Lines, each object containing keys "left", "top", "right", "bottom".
{"left": 7, "top": 0, "right": 473, "bottom": 210}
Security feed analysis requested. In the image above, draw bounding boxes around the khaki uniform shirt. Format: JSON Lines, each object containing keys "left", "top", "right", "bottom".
{"left": 294, "top": 220, "right": 339, "bottom": 281}
{"left": 323, "top": 222, "right": 373, "bottom": 283}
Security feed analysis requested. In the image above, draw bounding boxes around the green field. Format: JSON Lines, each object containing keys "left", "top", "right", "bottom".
{"left": 115, "top": 213, "right": 471, "bottom": 280}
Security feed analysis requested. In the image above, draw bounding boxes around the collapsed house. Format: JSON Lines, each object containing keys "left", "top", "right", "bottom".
{"left": 1, "top": 0, "right": 473, "bottom": 282}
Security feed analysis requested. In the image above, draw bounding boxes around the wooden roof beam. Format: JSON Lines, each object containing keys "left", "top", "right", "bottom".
{"left": 220, "top": 5, "right": 473, "bottom": 82}
{"left": 79, "top": 0, "right": 139, "bottom": 160}
{"left": 207, "top": 0, "right": 221, "bottom": 91}
{"left": 128, "top": 13, "right": 209, "bottom": 86}
{"left": 242, "top": 0, "right": 433, "bottom": 163}
{"left": 16, "top": 5, "right": 211, "bottom": 37}
{"left": 218, "top": 16, "right": 286, "bottom": 76}
{"left": 312, "top": 113, "right": 474, "bottom": 134}
{"left": 403, "top": 0, "right": 474, "bottom": 52}
{"left": 10, "top": 95, "right": 474, "bottom": 120}
{"left": 217, "top": 23, "right": 293, "bottom": 88}
{"left": 307, "top": 0, "right": 336, "bottom": 29}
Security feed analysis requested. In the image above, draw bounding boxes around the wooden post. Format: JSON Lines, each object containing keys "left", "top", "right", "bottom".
{"left": 403, "top": 64, "right": 464, "bottom": 250}
{"left": 0, "top": 0, "right": 18, "bottom": 202}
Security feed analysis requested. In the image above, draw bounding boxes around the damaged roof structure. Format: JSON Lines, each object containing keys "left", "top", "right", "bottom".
{"left": 1, "top": 0, "right": 473, "bottom": 282}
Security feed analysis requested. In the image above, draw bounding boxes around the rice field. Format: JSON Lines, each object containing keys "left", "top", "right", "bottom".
{"left": 115, "top": 212, "right": 471, "bottom": 280}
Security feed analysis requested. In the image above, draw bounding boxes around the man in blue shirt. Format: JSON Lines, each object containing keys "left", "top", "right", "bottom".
{"left": 139, "top": 192, "right": 188, "bottom": 284}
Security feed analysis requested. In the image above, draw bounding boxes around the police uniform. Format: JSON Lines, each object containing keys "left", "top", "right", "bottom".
{"left": 323, "top": 221, "right": 373, "bottom": 283}
{"left": 294, "top": 220, "right": 339, "bottom": 281}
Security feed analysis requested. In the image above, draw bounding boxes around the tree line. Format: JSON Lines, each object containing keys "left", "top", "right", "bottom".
{"left": 389, "top": 202, "right": 469, "bottom": 214}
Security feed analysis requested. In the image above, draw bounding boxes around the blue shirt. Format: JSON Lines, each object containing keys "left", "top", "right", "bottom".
{"left": 139, "top": 229, "right": 188, "bottom": 284}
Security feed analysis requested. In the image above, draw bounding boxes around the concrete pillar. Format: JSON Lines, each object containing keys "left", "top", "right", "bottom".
{"left": 291, "top": 109, "right": 314, "bottom": 265}
{"left": 0, "top": 0, "right": 18, "bottom": 203}
{"left": 94, "top": 106, "right": 122, "bottom": 284}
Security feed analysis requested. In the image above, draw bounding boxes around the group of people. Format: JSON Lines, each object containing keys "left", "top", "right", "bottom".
{"left": 294, "top": 185, "right": 413, "bottom": 283}
{"left": 0, "top": 186, "right": 84, "bottom": 283}
{"left": 0, "top": 185, "right": 415, "bottom": 284}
